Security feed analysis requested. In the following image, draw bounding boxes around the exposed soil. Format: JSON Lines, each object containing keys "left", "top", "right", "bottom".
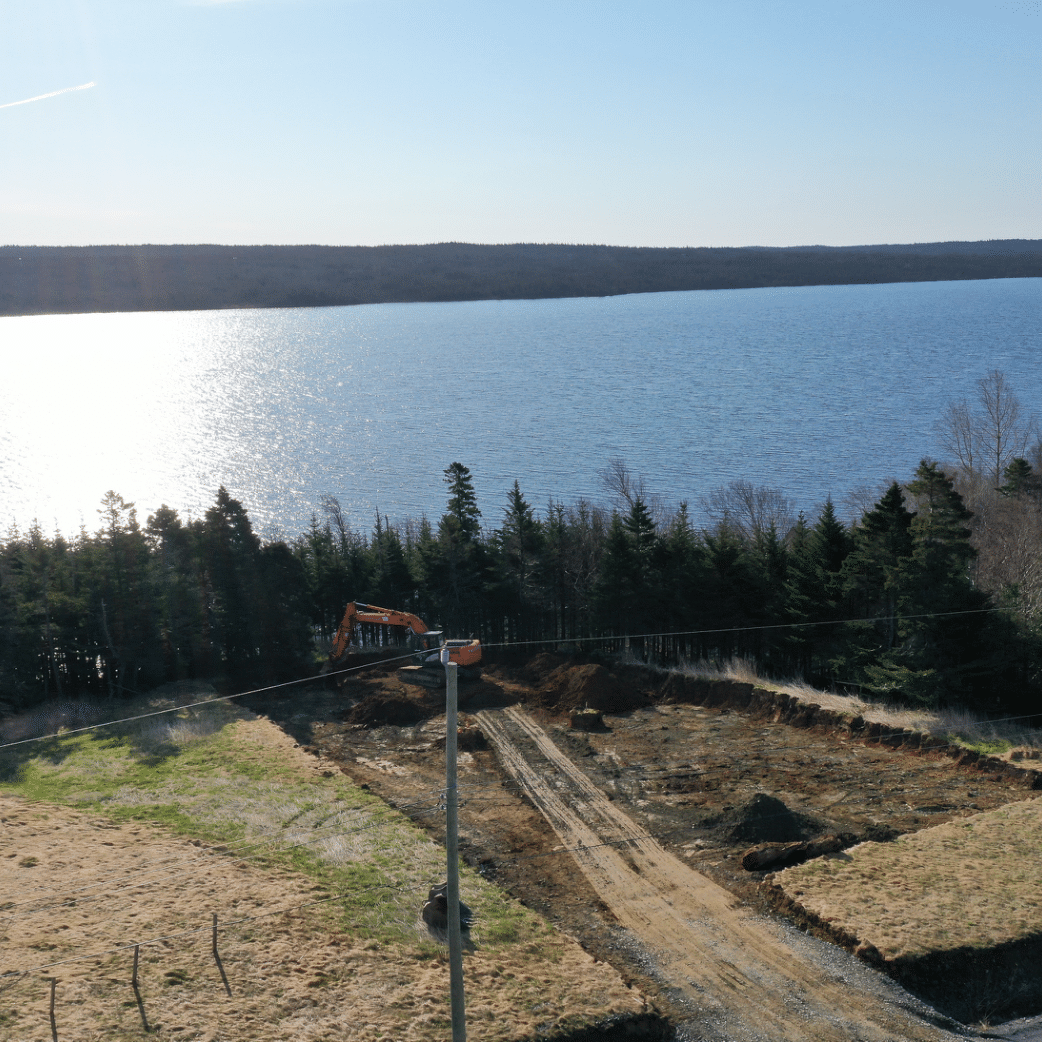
{"left": 250, "top": 653, "right": 1042, "bottom": 1039}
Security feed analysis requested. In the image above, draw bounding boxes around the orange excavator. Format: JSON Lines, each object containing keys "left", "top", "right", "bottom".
{"left": 324, "top": 601, "right": 482, "bottom": 689}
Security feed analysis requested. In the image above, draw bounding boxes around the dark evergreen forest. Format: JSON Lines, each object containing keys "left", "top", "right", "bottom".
{"left": 5, "top": 373, "right": 1042, "bottom": 723}
{"left": 3, "top": 240, "right": 1042, "bottom": 316}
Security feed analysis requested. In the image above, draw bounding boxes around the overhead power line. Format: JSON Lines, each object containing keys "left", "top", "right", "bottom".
{"left": 0, "top": 606, "right": 1017, "bottom": 754}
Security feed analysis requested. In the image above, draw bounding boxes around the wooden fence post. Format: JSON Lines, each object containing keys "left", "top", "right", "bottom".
{"left": 212, "top": 912, "right": 232, "bottom": 996}
{"left": 49, "top": 977, "right": 57, "bottom": 1042}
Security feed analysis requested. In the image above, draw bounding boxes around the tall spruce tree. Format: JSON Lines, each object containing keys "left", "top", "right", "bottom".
{"left": 836, "top": 483, "right": 915, "bottom": 691}
{"left": 371, "top": 514, "right": 414, "bottom": 608}
{"left": 145, "top": 504, "right": 206, "bottom": 680}
{"left": 94, "top": 491, "right": 162, "bottom": 695}
{"left": 499, "top": 481, "right": 544, "bottom": 641}
{"left": 661, "top": 503, "right": 702, "bottom": 660}
{"left": 434, "top": 463, "right": 488, "bottom": 635}
{"left": 700, "top": 523, "right": 758, "bottom": 660}
{"left": 881, "top": 460, "right": 993, "bottom": 705}
{"left": 442, "top": 462, "right": 482, "bottom": 543}
{"left": 202, "top": 487, "right": 263, "bottom": 681}
{"left": 750, "top": 522, "right": 790, "bottom": 665}
{"left": 593, "top": 512, "right": 641, "bottom": 642}
{"left": 786, "top": 499, "right": 851, "bottom": 679}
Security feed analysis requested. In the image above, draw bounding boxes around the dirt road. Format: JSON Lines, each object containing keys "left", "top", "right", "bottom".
{"left": 476, "top": 705, "right": 970, "bottom": 1042}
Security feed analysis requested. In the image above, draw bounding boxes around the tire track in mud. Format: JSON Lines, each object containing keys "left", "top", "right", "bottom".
{"left": 475, "top": 706, "right": 962, "bottom": 1042}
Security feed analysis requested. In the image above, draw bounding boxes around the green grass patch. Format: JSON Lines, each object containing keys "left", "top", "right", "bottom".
{"left": 0, "top": 693, "right": 543, "bottom": 951}
{"left": 943, "top": 733, "right": 1013, "bottom": 757}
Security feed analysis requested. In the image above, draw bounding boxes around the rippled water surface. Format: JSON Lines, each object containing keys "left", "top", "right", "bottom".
{"left": 3, "top": 278, "right": 1040, "bottom": 538}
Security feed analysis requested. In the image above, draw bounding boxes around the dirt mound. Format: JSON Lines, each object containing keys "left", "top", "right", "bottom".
{"left": 345, "top": 692, "right": 431, "bottom": 728}
{"left": 534, "top": 663, "right": 644, "bottom": 713}
{"left": 518, "top": 651, "right": 572, "bottom": 684}
{"left": 724, "top": 793, "right": 812, "bottom": 844}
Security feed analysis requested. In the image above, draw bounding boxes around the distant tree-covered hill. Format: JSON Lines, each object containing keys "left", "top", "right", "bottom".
{"left": 2, "top": 240, "right": 1041, "bottom": 316}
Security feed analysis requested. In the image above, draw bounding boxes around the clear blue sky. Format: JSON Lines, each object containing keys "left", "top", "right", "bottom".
{"left": 3, "top": 0, "right": 1040, "bottom": 248}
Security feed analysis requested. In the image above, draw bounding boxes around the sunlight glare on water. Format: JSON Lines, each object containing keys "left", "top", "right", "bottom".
{"left": 2, "top": 278, "right": 1041, "bottom": 541}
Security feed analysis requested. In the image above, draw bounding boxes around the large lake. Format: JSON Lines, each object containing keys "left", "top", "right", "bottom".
{"left": 2, "top": 277, "right": 1040, "bottom": 540}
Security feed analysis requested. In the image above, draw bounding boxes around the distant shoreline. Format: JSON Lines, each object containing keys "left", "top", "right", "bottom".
{"left": 2, "top": 240, "right": 1041, "bottom": 317}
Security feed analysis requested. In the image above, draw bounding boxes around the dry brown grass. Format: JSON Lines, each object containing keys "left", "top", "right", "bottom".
{"left": 774, "top": 795, "right": 1042, "bottom": 960}
{"left": 684, "top": 657, "right": 1042, "bottom": 758}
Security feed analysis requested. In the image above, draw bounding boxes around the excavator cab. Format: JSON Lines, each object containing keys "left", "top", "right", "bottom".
{"left": 414, "top": 631, "right": 444, "bottom": 664}
{"left": 403, "top": 634, "right": 482, "bottom": 686}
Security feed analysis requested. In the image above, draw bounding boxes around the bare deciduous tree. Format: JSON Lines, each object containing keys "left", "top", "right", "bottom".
{"left": 973, "top": 495, "right": 1042, "bottom": 623}
{"left": 322, "top": 494, "right": 349, "bottom": 543}
{"left": 977, "top": 369, "right": 1036, "bottom": 487}
{"left": 598, "top": 457, "right": 667, "bottom": 521}
{"left": 936, "top": 370, "right": 1038, "bottom": 488}
{"left": 702, "top": 479, "right": 796, "bottom": 543}
{"left": 937, "top": 399, "right": 978, "bottom": 474}
{"left": 599, "top": 457, "right": 646, "bottom": 509}
{"left": 841, "top": 483, "right": 893, "bottom": 525}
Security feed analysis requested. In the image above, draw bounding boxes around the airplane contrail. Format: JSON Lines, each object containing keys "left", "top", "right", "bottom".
{"left": 0, "top": 81, "right": 96, "bottom": 111}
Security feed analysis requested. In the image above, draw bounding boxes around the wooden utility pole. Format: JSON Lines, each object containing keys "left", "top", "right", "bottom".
{"left": 443, "top": 655, "right": 467, "bottom": 1042}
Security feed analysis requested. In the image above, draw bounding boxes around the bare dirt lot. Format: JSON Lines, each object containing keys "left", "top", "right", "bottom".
{"left": 250, "top": 653, "right": 1042, "bottom": 1040}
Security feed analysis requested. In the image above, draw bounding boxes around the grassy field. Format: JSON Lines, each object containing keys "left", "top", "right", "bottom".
{"left": 0, "top": 690, "right": 643, "bottom": 1041}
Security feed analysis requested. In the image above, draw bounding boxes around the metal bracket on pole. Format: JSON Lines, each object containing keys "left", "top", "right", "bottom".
{"left": 444, "top": 654, "right": 467, "bottom": 1042}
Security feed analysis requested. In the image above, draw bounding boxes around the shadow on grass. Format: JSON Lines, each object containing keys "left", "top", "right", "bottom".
{"left": 0, "top": 690, "right": 240, "bottom": 784}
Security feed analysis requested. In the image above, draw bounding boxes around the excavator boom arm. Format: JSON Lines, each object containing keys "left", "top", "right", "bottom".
{"left": 329, "top": 601, "right": 435, "bottom": 663}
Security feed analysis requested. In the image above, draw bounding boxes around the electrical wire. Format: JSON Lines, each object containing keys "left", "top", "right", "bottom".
{"left": 2, "top": 604, "right": 1030, "bottom": 755}
{"left": 477, "top": 605, "right": 1006, "bottom": 651}
{"left": 0, "top": 651, "right": 417, "bottom": 752}
{"left": 1, "top": 711, "right": 1034, "bottom": 984}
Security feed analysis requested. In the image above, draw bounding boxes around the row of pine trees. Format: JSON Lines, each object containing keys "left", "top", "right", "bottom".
{"left": 2, "top": 458, "right": 1041, "bottom": 716}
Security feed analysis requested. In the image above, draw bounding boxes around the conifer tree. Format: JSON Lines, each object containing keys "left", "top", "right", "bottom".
{"left": 699, "top": 522, "right": 758, "bottom": 660}
{"left": 835, "top": 483, "right": 915, "bottom": 691}
{"left": 94, "top": 491, "right": 162, "bottom": 695}
{"left": 786, "top": 499, "right": 851, "bottom": 678}
{"left": 434, "top": 463, "right": 488, "bottom": 635}
{"left": 593, "top": 512, "right": 641, "bottom": 641}
{"left": 203, "top": 486, "right": 263, "bottom": 680}
{"left": 145, "top": 504, "right": 206, "bottom": 680}
{"left": 842, "top": 483, "right": 914, "bottom": 647}
{"left": 499, "top": 482, "right": 544, "bottom": 641}
{"left": 881, "top": 460, "right": 993, "bottom": 705}
{"left": 998, "top": 457, "right": 1042, "bottom": 503}
{"left": 371, "top": 514, "right": 414, "bottom": 608}
{"left": 442, "top": 462, "right": 482, "bottom": 543}
{"left": 661, "top": 503, "right": 703, "bottom": 660}
{"left": 750, "top": 522, "right": 790, "bottom": 664}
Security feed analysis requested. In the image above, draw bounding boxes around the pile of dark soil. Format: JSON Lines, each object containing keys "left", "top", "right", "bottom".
{"left": 517, "top": 652, "right": 572, "bottom": 685}
{"left": 534, "top": 663, "right": 646, "bottom": 713}
{"left": 345, "top": 692, "right": 430, "bottom": 727}
{"left": 721, "top": 793, "right": 817, "bottom": 844}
